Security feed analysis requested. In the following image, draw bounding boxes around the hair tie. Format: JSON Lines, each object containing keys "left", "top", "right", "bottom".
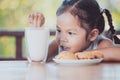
{"left": 100, "top": 9, "right": 105, "bottom": 15}
{"left": 66, "top": 0, "right": 71, "bottom": 2}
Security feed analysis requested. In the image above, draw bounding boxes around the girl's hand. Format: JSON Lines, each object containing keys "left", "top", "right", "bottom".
{"left": 28, "top": 12, "right": 45, "bottom": 28}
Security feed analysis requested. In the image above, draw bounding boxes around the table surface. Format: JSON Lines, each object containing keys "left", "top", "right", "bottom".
{"left": 0, "top": 61, "right": 120, "bottom": 80}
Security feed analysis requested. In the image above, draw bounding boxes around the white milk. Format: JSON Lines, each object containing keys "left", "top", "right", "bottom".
{"left": 25, "top": 27, "right": 50, "bottom": 62}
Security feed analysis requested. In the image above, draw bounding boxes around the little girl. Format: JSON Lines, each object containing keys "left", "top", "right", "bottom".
{"left": 28, "top": 0, "right": 120, "bottom": 61}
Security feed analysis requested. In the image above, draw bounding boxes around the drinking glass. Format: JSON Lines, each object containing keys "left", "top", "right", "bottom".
{"left": 25, "top": 27, "right": 50, "bottom": 62}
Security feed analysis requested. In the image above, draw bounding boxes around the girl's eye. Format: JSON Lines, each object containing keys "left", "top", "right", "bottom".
{"left": 68, "top": 32, "right": 75, "bottom": 35}
{"left": 57, "top": 29, "right": 61, "bottom": 33}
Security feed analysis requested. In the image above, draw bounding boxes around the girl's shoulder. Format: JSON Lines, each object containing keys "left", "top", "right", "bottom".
{"left": 97, "top": 35, "right": 114, "bottom": 49}
{"left": 87, "top": 35, "right": 114, "bottom": 50}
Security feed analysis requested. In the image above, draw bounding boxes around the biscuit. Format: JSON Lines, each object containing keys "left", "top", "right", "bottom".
{"left": 56, "top": 51, "right": 78, "bottom": 60}
{"left": 75, "top": 51, "right": 104, "bottom": 59}
{"left": 91, "top": 51, "right": 104, "bottom": 58}
{"left": 75, "top": 52, "right": 95, "bottom": 59}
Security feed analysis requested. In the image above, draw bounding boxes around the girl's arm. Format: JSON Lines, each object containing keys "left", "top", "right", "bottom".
{"left": 47, "top": 39, "right": 59, "bottom": 61}
{"left": 97, "top": 46, "right": 120, "bottom": 61}
{"left": 96, "top": 39, "right": 120, "bottom": 61}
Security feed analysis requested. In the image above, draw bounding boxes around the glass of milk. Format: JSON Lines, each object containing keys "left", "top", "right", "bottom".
{"left": 25, "top": 27, "right": 50, "bottom": 62}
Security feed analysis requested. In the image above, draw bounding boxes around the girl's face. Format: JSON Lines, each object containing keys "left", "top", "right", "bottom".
{"left": 56, "top": 12, "right": 90, "bottom": 53}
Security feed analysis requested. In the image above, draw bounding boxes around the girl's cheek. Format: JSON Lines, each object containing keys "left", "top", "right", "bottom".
{"left": 55, "top": 33, "right": 60, "bottom": 44}
{"left": 55, "top": 32, "right": 60, "bottom": 39}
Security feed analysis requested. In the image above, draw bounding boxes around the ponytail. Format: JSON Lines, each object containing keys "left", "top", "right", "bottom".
{"left": 102, "top": 9, "right": 120, "bottom": 44}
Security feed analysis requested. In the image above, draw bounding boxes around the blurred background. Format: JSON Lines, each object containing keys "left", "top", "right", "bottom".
{"left": 0, "top": 0, "right": 120, "bottom": 59}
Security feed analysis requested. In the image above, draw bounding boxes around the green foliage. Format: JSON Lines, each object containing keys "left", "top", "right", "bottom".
{"left": 0, "top": 0, "right": 62, "bottom": 30}
{"left": 0, "top": 0, "right": 119, "bottom": 30}
{"left": 112, "top": 10, "right": 120, "bottom": 30}
{"left": 0, "top": 37, "right": 15, "bottom": 58}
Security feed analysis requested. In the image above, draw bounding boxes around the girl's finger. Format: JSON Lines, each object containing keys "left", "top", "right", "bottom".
{"left": 36, "top": 13, "right": 45, "bottom": 28}
{"left": 40, "top": 13, "right": 45, "bottom": 27}
{"left": 28, "top": 14, "right": 32, "bottom": 23}
{"left": 37, "top": 13, "right": 41, "bottom": 28}
{"left": 36, "top": 12, "right": 41, "bottom": 28}
{"left": 33, "top": 13, "right": 37, "bottom": 27}
{"left": 28, "top": 13, "right": 34, "bottom": 26}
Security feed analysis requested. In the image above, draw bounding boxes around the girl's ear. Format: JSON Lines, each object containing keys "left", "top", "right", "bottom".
{"left": 88, "top": 29, "right": 99, "bottom": 41}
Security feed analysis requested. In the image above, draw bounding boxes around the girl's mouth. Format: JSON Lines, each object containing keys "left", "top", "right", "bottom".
{"left": 60, "top": 45, "right": 70, "bottom": 51}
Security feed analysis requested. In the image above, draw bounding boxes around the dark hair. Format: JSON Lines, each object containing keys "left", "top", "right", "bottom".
{"left": 56, "top": 0, "right": 120, "bottom": 44}
{"left": 103, "top": 9, "right": 120, "bottom": 44}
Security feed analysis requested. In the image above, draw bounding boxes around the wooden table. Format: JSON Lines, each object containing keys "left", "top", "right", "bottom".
{"left": 0, "top": 61, "right": 120, "bottom": 80}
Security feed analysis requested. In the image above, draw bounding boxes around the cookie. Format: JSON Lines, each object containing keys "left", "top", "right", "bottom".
{"left": 56, "top": 51, "right": 78, "bottom": 60}
{"left": 91, "top": 51, "right": 104, "bottom": 58}
{"left": 75, "top": 52, "right": 95, "bottom": 59}
{"left": 75, "top": 51, "right": 104, "bottom": 59}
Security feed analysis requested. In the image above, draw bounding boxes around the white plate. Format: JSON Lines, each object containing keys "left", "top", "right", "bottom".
{"left": 53, "top": 58, "right": 103, "bottom": 66}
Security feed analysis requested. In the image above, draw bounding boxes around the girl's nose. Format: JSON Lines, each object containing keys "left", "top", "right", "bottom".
{"left": 60, "top": 34, "right": 68, "bottom": 42}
